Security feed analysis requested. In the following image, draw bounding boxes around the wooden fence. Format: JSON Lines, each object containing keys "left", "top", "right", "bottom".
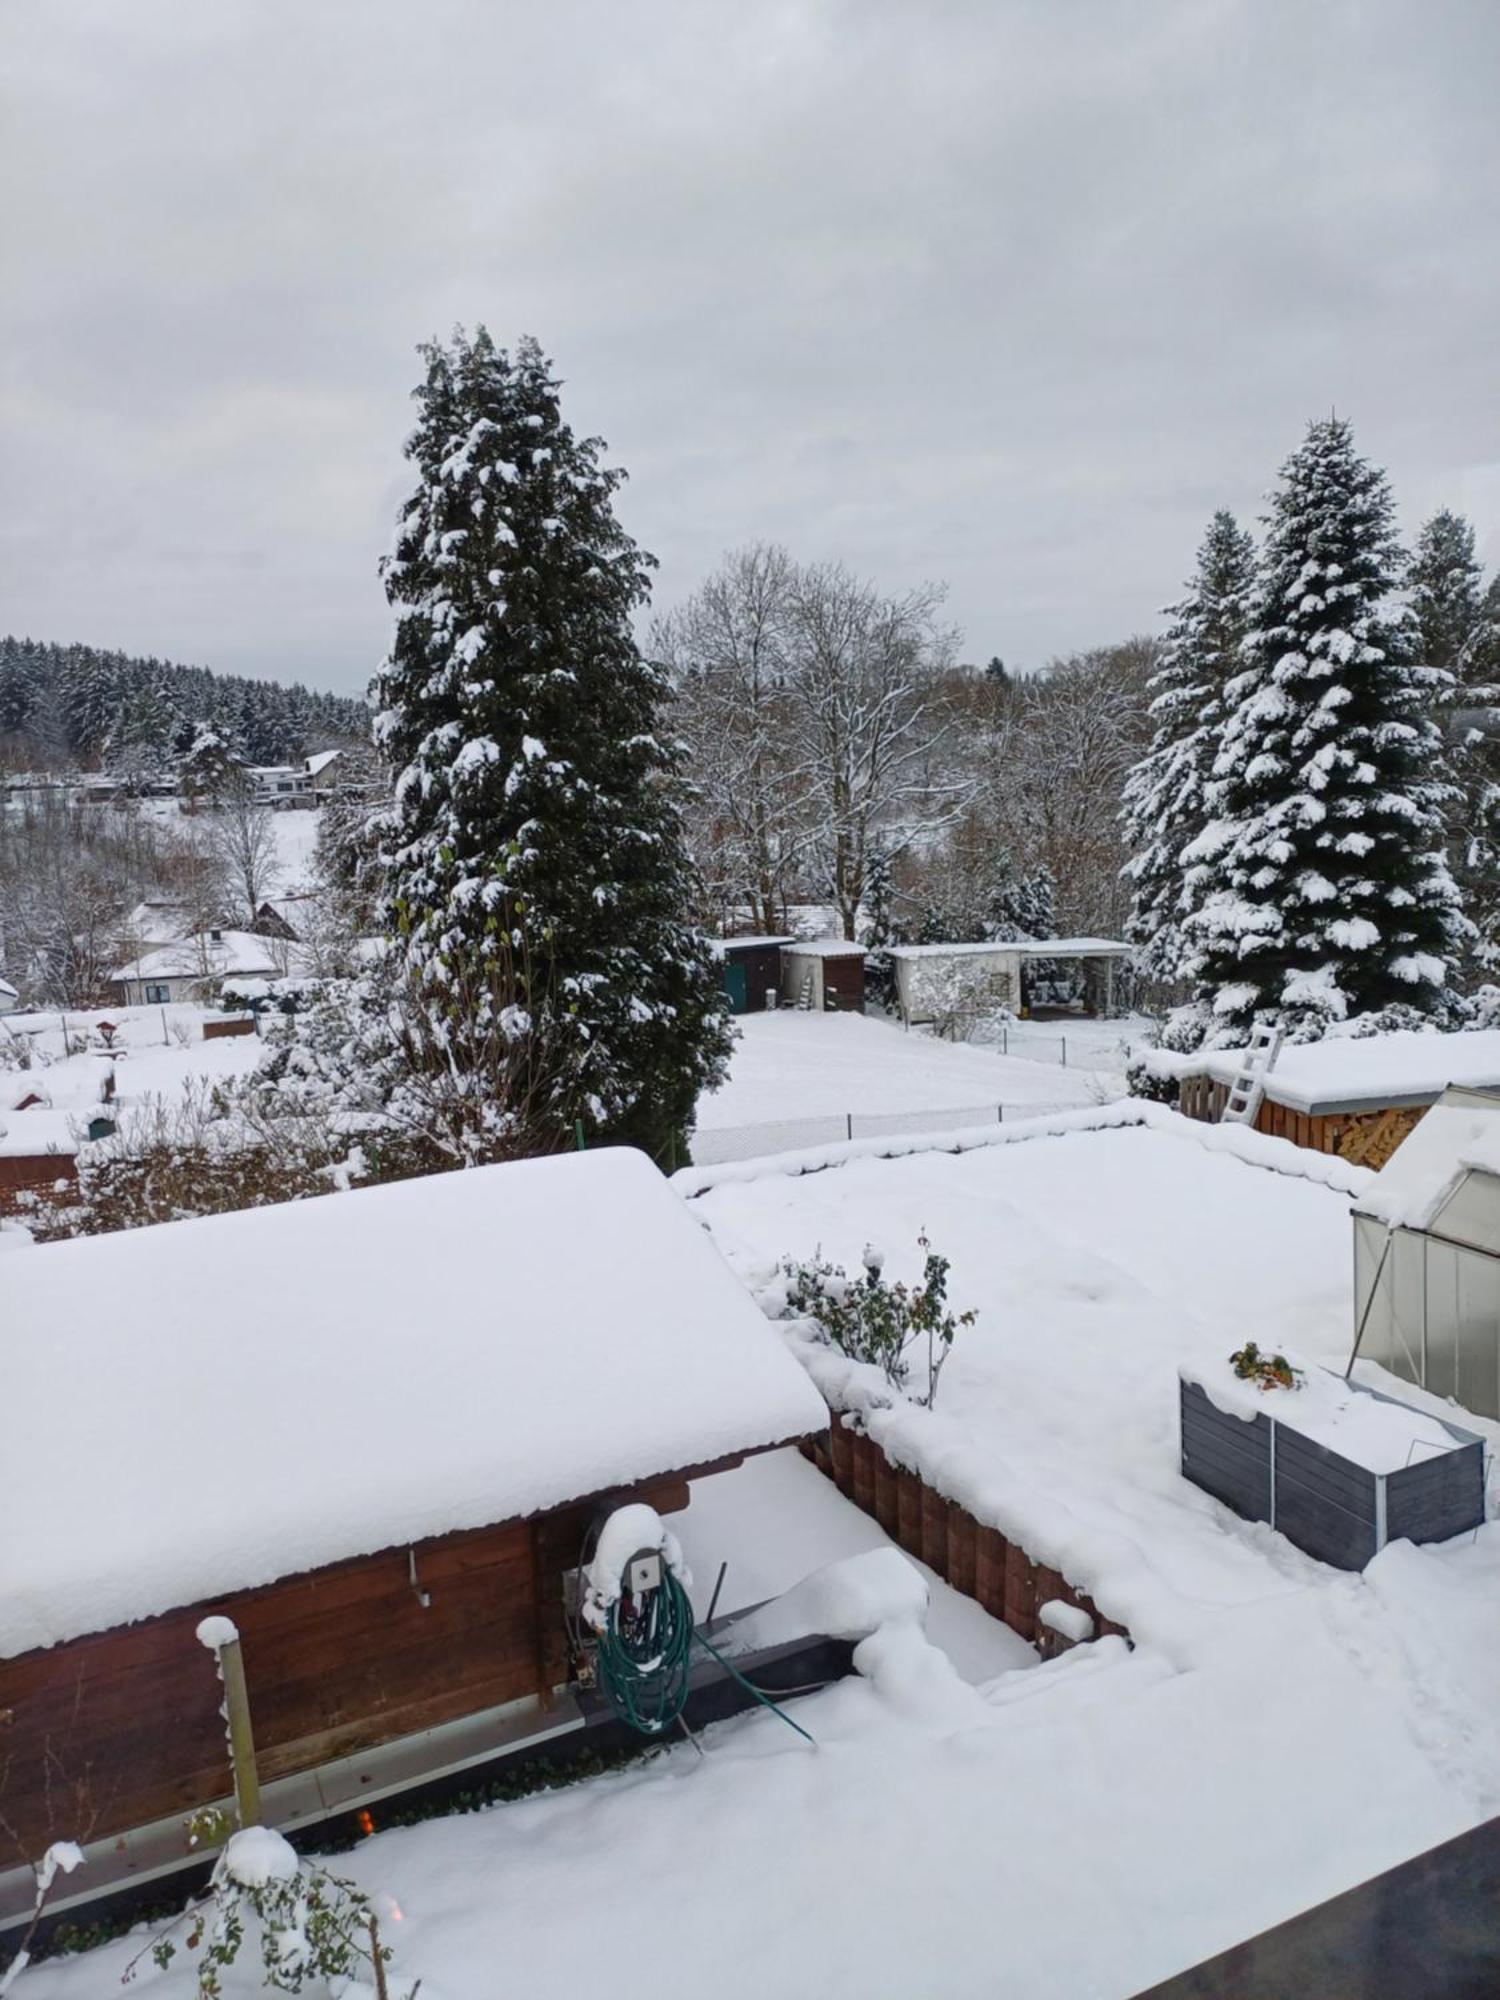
{"left": 802, "top": 1418, "right": 1129, "bottom": 1659}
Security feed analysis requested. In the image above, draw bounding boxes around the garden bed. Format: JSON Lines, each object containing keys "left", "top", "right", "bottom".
{"left": 1179, "top": 1367, "right": 1485, "bottom": 1571}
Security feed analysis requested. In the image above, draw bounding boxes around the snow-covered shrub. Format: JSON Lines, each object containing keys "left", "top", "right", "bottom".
{"left": 780, "top": 1235, "right": 976, "bottom": 1408}
{"left": 1125, "top": 1054, "right": 1178, "bottom": 1105}
{"left": 1465, "top": 985, "right": 1500, "bottom": 1030}
{"left": 135, "top": 1827, "right": 400, "bottom": 1999}
{"left": 27, "top": 1080, "right": 352, "bottom": 1241}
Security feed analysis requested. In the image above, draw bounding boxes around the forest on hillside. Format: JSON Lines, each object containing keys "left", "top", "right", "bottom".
{"left": 0, "top": 637, "right": 370, "bottom": 774}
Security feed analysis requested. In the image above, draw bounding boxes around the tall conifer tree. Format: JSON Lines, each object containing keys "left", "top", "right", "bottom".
{"left": 373, "top": 328, "right": 730, "bottom": 1164}
{"left": 1122, "top": 509, "right": 1256, "bottom": 985}
{"left": 1411, "top": 510, "right": 1500, "bottom": 981}
{"left": 1187, "top": 418, "right": 1461, "bottom": 1041}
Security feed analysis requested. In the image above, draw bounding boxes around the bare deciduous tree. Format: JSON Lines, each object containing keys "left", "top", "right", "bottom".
{"left": 210, "top": 776, "right": 279, "bottom": 921}
{"left": 785, "top": 562, "right": 963, "bottom": 938}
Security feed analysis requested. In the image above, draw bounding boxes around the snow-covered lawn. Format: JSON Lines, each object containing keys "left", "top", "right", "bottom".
{"left": 692, "top": 1009, "right": 1128, "bottom": 1161}
{"left": 0, "top": 1005, "right": 264, "bottom": 1158}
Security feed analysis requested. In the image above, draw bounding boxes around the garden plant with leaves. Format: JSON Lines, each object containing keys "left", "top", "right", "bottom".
{"left": 780, "top": 1233, "right": 976, "bottom": 1408}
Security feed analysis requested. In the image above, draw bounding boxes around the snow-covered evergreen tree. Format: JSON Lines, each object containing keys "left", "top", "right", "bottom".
{"left": 1411, "top": 510, "right": 1500, "bottom": 983}
{"left": 373, "top": 328, "right": 730, "bottom": 1165}
{"left": 1122, "top": 510, "right": 1256, "bottom": 984}
{"left": 1005, "top": 863, "right": 1057, "bottom": 942}
{"left": 1186, "top": 418, "right": 1462, "bottom": 1042}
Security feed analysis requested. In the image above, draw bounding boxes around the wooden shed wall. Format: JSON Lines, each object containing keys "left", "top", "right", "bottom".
{"left": 0, "top": 1476, "right": 686, "bottom": 1863}
{"left": 723, "top": 942, "right": 784, "bottom": 1012}
{"left": 821, "top": 956, "right": 865, "bottom": 1013}
{"left": 1176, "top": 1076, "right": 1426, "bottom": 1164}
{"left": 0, "top": 1153, "right": 76, "bottom": 1217}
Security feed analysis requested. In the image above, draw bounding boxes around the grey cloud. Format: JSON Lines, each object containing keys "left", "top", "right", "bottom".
{"left": 1, "top": 0, "right": 1496, "bottom": 693}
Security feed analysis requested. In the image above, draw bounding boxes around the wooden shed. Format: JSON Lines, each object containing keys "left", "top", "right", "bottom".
{"left": 779, "top": 939, "right": 867, "bottom": 1013}
{"left": 712, "top": 935, "right": 794, "bottom": 1014}
{"left": 0, "top": 1150, "right": 824, "bottom": 1918}
{"left": 1176, "top": 1027, "right": 1500, "bottom": 1165}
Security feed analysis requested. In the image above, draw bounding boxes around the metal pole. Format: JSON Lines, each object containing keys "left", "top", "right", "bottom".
{"left": 1061, "top": 1037, "right": 1067, "bottom": 1068}
{"left": 846, "top": 1112, "right": 853, "bottom": 1142}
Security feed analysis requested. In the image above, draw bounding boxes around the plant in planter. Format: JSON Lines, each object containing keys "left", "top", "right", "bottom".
{"left": 780, "top": 1233, "right": 976, "bottom": 1408}
{"left": 1228, "top": 1341, "right": 1303, "bottom": 1392}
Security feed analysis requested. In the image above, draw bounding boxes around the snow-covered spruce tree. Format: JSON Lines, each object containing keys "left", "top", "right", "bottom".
{"left": 373, "top": 329, "right": 730, "bottom": 1166}
{"left": 1186, "top": 419, "right": 1463, "bottom": 1043}
{"left": 1122, "top": 510, "right": 1256, "bottom": 988}
{"left": 1411, "top": 510, "right": 1500, "bottom": 984}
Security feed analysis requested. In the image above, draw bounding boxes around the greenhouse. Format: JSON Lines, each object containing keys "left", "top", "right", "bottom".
{"left": 1350, "top": 1085, "right": 1500, "bottom": 1421}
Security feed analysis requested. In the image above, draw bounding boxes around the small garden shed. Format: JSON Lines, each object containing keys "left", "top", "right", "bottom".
{"left": 0, "top": 1149, "right": 824, "bottom": 1897}
{"left": 1350, "top": 1084, "right": 1500, "bottom": 1420}
{"left": 779, "top": 939, "right": 866, "bottom": 1013}
{"left": 887, "top": 938, "right": 1131, "bottom": 1025}
{"left": 712, "top": 935, "right": 793, "bottom": 1014}
{"left": 1176, "top": 1027, "right": 1500, "bottom": 1164}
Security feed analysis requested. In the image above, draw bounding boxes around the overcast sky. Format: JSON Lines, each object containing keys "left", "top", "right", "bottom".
{"left": 2, "top": 0, "right": 1496, "bottom": 696}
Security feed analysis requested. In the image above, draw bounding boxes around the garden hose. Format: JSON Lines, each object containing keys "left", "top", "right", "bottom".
{"left": 591, "top": 1561, "right": 816, "bottom": 1748}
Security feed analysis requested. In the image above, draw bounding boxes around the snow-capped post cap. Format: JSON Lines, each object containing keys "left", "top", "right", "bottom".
{"left": 862, "top": 1243, "right": 884, "bottom": 1277}
{"left": 195, "top": 1615, "right": 241, "bottom": 1655}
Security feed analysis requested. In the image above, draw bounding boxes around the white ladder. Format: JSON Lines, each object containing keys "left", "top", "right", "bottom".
{"left": 1222, "top": 1024, "right": 1282, "bottom": 1125}
{"left": 796, "top": 970, "right": 815, "bottom": 1011}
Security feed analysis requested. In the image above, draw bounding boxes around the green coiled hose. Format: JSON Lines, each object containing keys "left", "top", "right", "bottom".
{"left": 592, "top": 1563, "right": 816, "bottom": 1747}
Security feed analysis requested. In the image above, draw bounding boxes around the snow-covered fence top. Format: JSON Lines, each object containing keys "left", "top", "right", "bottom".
{"left": 673, "top": 1098, "right": 1375, "bottom": 1201}
{"left": 1142, "top": 1026, "right": 1500, "bottom": 1117}
{"left": 0, "top": 1148, "right": 825, "bottom": 1657}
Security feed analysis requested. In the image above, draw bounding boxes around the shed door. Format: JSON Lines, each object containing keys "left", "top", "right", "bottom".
{"left": 724, "top": 961, "right": 748, "bottom": 1014}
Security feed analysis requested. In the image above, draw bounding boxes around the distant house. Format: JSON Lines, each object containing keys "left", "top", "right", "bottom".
{"left": 247, "top": 749, "right": 342, "bottom": 808}
{"left": 0, "top": 976, "right": 18, "bottom": 1016}
{"left": 779, "top": 938, "right": 867, "bottom": 1013}
{"left": 110, "top": 927, "right": 303, "bottom": 1006}
{"left": 249, "top": 894, "right": 318, "bottom": 942}
{"left": 712, "top": 936, "right": 794, "bottom": 1014}
{"left": 0, "top": 1149, "right": 824, "bottom": 1911}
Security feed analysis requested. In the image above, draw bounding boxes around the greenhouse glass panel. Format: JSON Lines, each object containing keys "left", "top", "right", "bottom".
{"left": 1455, "top": 1246, "right": 1500, "bottom": 1420}
{"left": 1430, "top": 1168, "right": 1500, "bottom": 1257}
{"left": 1422, "top": 1239, "right": 1459, "bottom": 1401}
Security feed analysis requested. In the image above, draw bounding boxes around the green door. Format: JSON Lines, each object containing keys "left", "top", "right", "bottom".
{"left": 724, "top": 961, "right": 749, "bottom": 1014}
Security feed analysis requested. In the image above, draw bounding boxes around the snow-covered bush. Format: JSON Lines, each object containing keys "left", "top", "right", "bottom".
{"left": 134, "top": 1827, "right": 401, "bottom": 1999}
{"left": 779, "top": 1235, "right": 976, "bottom": 1408}
{"left": 27, "top": 1080, "right": 352, "bottom": 1241}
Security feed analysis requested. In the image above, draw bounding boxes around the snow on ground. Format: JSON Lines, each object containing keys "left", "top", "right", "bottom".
{"left": 692, "top": 1009, "right": 1130, "bottom": 1161}
{"left": 0, "top": 1005, "right": 264, "bottom": 1157}
{"left": 679, "top": 1447, "right": 1034, "bottom": 1686}
{"left": 18, "top": 1108, "right": 1500, "bottom": 1998}
{"left": 138, "top": 798, "right": 322, "bottom": 896}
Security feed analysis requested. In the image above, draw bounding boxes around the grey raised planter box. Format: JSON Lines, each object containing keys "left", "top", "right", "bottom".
{"left": 1179, "top": 1372, "right": 1485, "bottom": 1571}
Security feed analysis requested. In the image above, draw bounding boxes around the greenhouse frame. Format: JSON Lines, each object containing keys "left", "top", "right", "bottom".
{"left": 1350, "top": 1085, "right": 1500, "bottom": 1422}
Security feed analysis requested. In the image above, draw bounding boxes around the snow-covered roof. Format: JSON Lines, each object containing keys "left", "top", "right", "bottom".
{"left": 1007, "top": 936, "right": 1132, "bottom": 958}
{"left": 0, "top": 1148, "right": 826, "bottom": 1655}
{"left": 0, "top": 976, "right": 17, "bottom": 999}
{"left": 886, "top": 941, "right": 1020, "bottom": 960}
{"left": 781, "top": 937, "right": 868, "bottom": 958}
{"left": 710, "top": 935, "right": 795, "bottom": 955}
{"left": 886, "top": 937, "right": 1131, "bottom": 961}
{"left": 304, "top": 749, "right": 342, "bottom": 778}
{"left": 1352, "top": 1085, "right": 1500, "bottom": 1231}
{"left": 1200, "top": 1027, "right": 1500, "bottom": 1114}
{"left": 110, "top": 930, "right": 300, "bottom": 983}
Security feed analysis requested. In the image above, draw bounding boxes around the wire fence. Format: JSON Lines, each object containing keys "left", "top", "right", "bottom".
{"left": 688, "top": 1097, "right": 1098, "bottom": 1167}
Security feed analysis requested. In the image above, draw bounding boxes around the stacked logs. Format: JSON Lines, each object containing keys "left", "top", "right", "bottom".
{"left": 803, "top": 1419, "right": 1130, "bottom": 1659}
